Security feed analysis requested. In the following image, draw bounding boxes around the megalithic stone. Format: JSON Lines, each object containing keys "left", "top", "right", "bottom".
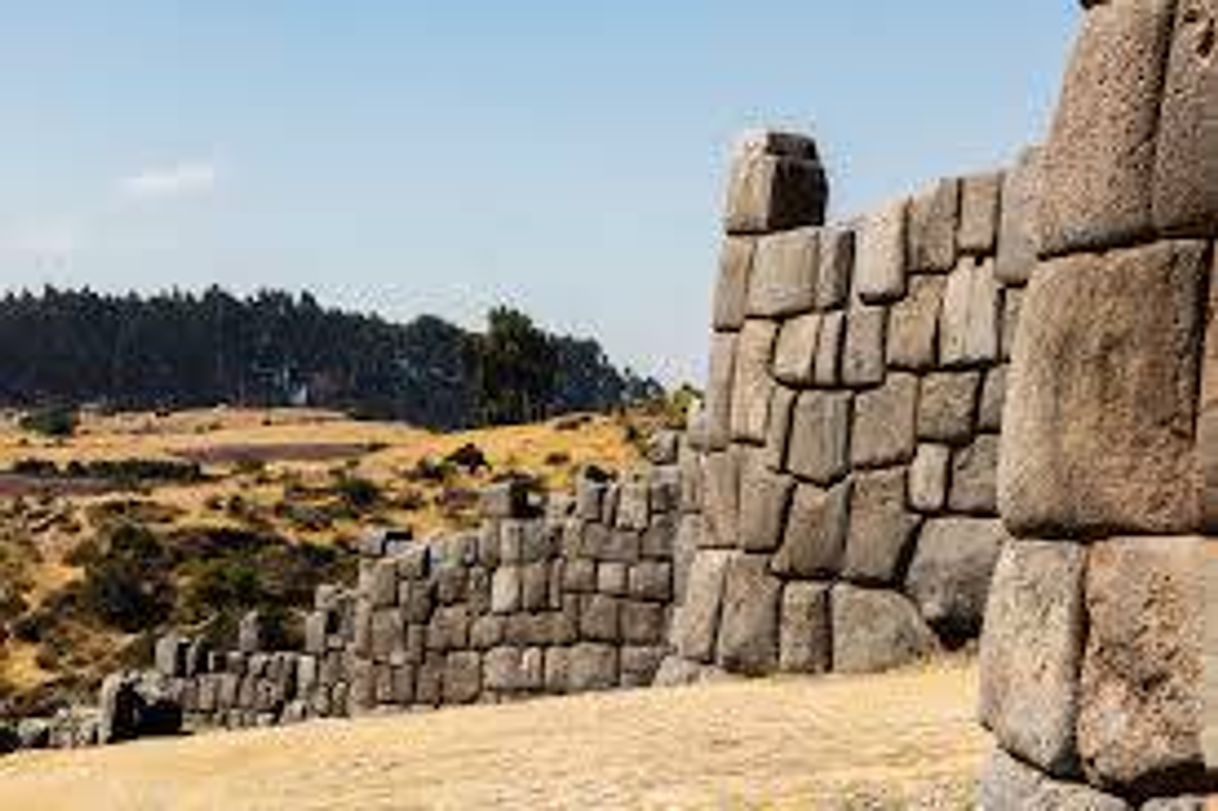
{"left": 723, "top": 131, "right": 828, "bottom": 235}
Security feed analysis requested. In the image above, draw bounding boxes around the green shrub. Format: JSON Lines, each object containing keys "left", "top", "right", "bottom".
{"left": 18, "top": 405, "right": 78, "bottom": 438}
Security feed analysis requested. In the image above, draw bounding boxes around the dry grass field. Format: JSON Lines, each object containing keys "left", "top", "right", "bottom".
{"left": 0, "top": 659, "right": 985, "bottom": 810}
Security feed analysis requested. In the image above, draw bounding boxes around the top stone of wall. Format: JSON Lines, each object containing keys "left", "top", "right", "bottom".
{"left": 723, "top": 130, "right": 828, "bottom": 235}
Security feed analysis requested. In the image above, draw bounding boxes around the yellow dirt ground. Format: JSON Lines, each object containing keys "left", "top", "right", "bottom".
{"left": 0, "top": 660, "right": 985, "bottom": 810}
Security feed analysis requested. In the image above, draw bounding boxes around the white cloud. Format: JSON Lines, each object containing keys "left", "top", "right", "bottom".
{"left": 119, "top": 161, "right": 218, "bottom": 199}
{"left": 0, "top": 220, "right": 78, "bottom": 270}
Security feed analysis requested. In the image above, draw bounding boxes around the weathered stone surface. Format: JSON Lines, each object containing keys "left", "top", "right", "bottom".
{"left": 579, "top": 594, "right": 620, "bottom": 642}
{"left": 843, "top": 468, "right": 920, "bottom": 585}
{"left": 813, "top": 310, "right": 845, "bottom": 386}
{"left": 597, "top": 561, "right": 627, "bottom": 596}
{"left": 724, "top": 138, "right": 828, "bottom": 235}
{"left": 748, "top": 228, "right": 819, "bottom": 317}
{"left": 620, "top": 600, "right": 665, "bottom": 645}
{"left": 851, "top": 372, "right": 917, "bottom": 468}
{"left": 730, "top": 320, "right": 778, "bottom": 443}
{"left": 738, "top": 462, "right": 793, "bottom": 552}
{"left": 886, "top": 275, "right": 944, "bottom": 371}
{"left": 620, "top": 646, "right": 667, "bottom": 687}
{"left": 855, "top": 199, "right": 907, "bottom": 303}
{"left": 481, "top": 481, "right": 529, "bottom": 520}
{"left": 958, "top": 171, "right": 1002, "bottom": 255}
{"left": 1202, "top": 257, "right": 1218, "bottom": 533}
{"left": 1078, "top": 537, "right": 1204, "bottom": 792}
{"left": 1000, "top": 242, "right": 1206, "bottom": 537}
{"left": 1001, "top": 286, "right": 1022, "bottom": 362}
{"left": 787, "top": 391, "right": 852, "bottom": 485}
{"left": 906, "top": 518, "right": 1006, "bottom": 641}
{"left": 979, "top": 747, "right": 1131, "bottom": 811}
{"left": 491, "top": 566, "right": 521, "bottom": 614}
{"left": 995, "top": 146, "right": 1041, "bottom": 285}
{"left": 908, "top": 443, "right": 950, "bottom": 513}
{"left": 831, "top": 585, "right": 937, "bottom": 673}
{"left": 940, "top": 256, "right": 999, "bottom": 367}
{"left": 762, "top": 384, "right": 795, "bottom": 471}
{"left": 715, "top": 554, "right": 781, "bottom": 675}
{"left": 841, "top": 305, "right": 886, "bottom": 387}
{"left": 629, "top": 561, "right": 672, "bottom": 602}
{"left": 671, "top": 550, "right": 732, "bottom": 663}
{"left": 1038, "top": 0, "right": 1174, "bottom": 255}
{"left": 442, "top": 651, "right": 481, "bottom": 704}
{"left": 917, "top": 371, "right": 978, "bottom": 445}
{"left": 772, "top": 312, "right": 820, "bottom": 386}
{"left": 674, "top": 514, "right": 700, "bottom": 601}
{"left": 907, "top": 179, "right": 959, "bottom": 272}
{"left": 617, "top": 479, "right": 650, "bottom": 531}
{"left": 816, "top": 226, "right": 854, "bottom": 310}
{"left": 702, "top": 449, "right": 741, "bottom": 547}
{"left": 566, "top": 643, "right": 619, "bottom": 692}
{"left": 704, "top": 331, "right": 737, "bottom": 450}
{"left": 773, "top": 480, "right": 850, "bottom": 578}
{"left": 712, "top": 237, "right": 755, "bottom": 330}
{"left": 950, "top": 434, "right": 999, "bottom": 515}
{"left": 979, "top": 366, "right": 1006, "bottom": 432}
{"left": 780, "top": 582, "right": 831, "bottom": 674}
{"left": 980, "top": 540, "right": 1086, "bottom": 776}
{"left": 155, "top": 634, "right": 186, "bottom": 678}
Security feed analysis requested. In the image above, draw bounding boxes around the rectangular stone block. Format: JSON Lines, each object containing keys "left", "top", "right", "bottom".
{"left": 841, "top": 305, "right": 886, "bottom": 387}
{"left": 704, "top": 332, "right": 737, "bottom": 450}
{"left": 787, "top": 391, "right": 852, "bottom": 485}
{"left": 1001, "top": 286, "right": 1022, "bottom": 362}
{"left": 958, "top": 171, "right": 1002, "bottom": 255}
{"left": 816, "top": 226, "right": 854, "bottom": 310}
{"left": 886, "top": 275, "right": 944, "bottom": 371}
{"left": 712, "top": 237, "right": 755, "bottom": 330}
{"left": 773, "top": 480, "right": 850, "bottom": 578}
{"left": 628, "top": 561, "right": 672, "bottom": 602}
{"left": 739, "top": 462, "right": 794, "bottom": 552}
{"left": 851, "top": 372, "right": 917, "bottom": 468}
{"left": 1000, "top": 241, "right": 1206, "bottom": 537}
{"left": 491, "top": 566, "right": 521, "bottom": 614}
{"left": 780, "top": 582, "right": 831, "bottom": 674}
{"left": 940, "top": 256, "right": 999, "bottom": 367}
{"left": 830, "top": 585, "right": 937, "bottom": 673}
{"left": 716, "top": 553, "right": 781, "bottom": 675}
{"left": 772, "top": 312, "right": 820, "bottom": 387}
{"left": 907, "top": 178, "right": 959, "bottom": 272}
{"left": 597, "top": 561, "right": 628, "bottom": 596}
{"left": 908, "top": 443, "right": 950, "bottom": 513}
{"left": 813, "top": 310, "right": 845, "bottom": 386}
{"left": 979, "top": 540, "right": 1087, "bottom": 776}
{"left": 729, "top": 319, "right": 778, "bottom": 443}
{"left": 565, "top": 643, "right": 619, "bottom": 692}
{"left": 950, "top": 434, "right": 999, "bottom": 515}
{"left": 917, "top": 371, "right": 978, "bottom": 445}
{"left": 443, "top": 651, "right": 481, "bottom": 704}
{"left": 843, "top": 468, "right": 920, "bottom": 585}
{"left": 747, "top": 227, "right": 819, "bottom": 317}
{"left": 579, "top": 594, "right": 620, "bottom": 642}
{"left": 620, "top": 600, "right": 665, "bottom": 645}
{"left": 763, "top": 384, "right": 796, "bottom": 471}
{"left": 995, "top": 146, "right": 1041, "bottom": 285}
{"left": 1038, "top": 0, "right": 1174, "bottom": 255}
{"left": 724, "top": 138, "right": 827, "bottom": 235}
{"left": 855, "top": 199, "right": 908, "bottom": 303}
{"left": 702, "top": 449, "right": 741, "bottom": 547}
{"left": 672, "top": 550, "right": 732, "bottom": 663}
{"left": 979, "top": 367, "right": 1006, "bottom": 432}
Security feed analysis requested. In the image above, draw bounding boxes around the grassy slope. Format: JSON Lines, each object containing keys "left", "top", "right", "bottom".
{"left": 0, "top": 660, "right": 985, "bottom": 810}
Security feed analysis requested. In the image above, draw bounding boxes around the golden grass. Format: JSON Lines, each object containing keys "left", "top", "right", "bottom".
{"left": 0, "top": 659, "right": 986, "bottom": 810}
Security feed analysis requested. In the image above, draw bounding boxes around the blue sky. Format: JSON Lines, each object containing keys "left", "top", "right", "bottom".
{"left": 0, "top": 2, "right": 1078, "bottom": 385}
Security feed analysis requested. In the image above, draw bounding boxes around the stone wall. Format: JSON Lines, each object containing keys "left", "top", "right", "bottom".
{"left": 978, "top": 0, "right": 1218, "bottom": 807}
{"left": 660, "top": 130, "right": 1031, "bottom": 682}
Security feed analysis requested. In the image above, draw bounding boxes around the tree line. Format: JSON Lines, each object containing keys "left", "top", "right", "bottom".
{"left": 0, "top": 286, "right": 662, "bottom": 429}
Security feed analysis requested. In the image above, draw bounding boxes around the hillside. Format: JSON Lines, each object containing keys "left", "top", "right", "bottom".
{"left": 0, "top": 660, "right": 984, "bottom": 809}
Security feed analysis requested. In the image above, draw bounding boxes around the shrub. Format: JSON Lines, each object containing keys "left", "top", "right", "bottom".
{"left": 336, "top": 476, "right": 381, "bottom": 511}
{"left": 80, "top": 524, "right": 174, "bottom": 632}
{"left": 18, "top": 405, "right": 78, "bottom": 438}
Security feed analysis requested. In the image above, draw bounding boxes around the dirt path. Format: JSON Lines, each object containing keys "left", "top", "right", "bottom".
{"left": 0, "top": 660, "right": 986, "bottom": 810}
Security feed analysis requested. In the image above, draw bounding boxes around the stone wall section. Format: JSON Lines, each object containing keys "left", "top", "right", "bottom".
{"left": 663, "top": 130, "right": 1033, "bottom": 683}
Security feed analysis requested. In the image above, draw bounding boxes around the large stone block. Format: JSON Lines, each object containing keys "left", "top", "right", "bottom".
{"left": 704, "top": 331, "right": 737, "bottom": 450}
{"left": 787, "top": 390, "right": 852, "bottom": 485}
{"left": 816, "top": 226, "right": 854, "bottom": 310}
{"left": 841, "top": 305, "right": 886, "bottom": 387}
{"left": 724, "top": 134, "right": 828, "bottom": 235}
{"left": 671, "top": 550, "right": 732, "bottom": 662}
{"left": 772, "top": 480, "right": 851, "bottom": 578}
{"left": 712, "top": 237, "right": 755, "bottom": 330}
{"left": 729, "top": 319, "right": 778, "bottom": 443}
{"left": 905, "top": 517, "right": 1006, "bottom": 642}
{"left": 843, "top": 468, "right": 920, "bottom": 585}
{"left": 763, "top": 384, "right": 795, "bottom": 471}
{"left": 738, "top": 463, "right": 794, "bottom": 552}
{"left": 979, "top": 366, "right": 1006, "bottom": 432}
{"left": 886, "top": 275, "right": 944, "bottom": 371}
{"left": 772, "top": 312, "right": 820, "bottom": 386}
{"left": 620, "top": 600, "right": 666, "bottom": 645}
{"left": 908, "top": 443, "right": 950, "bottom": 513}
{"left": 916, "top": 371, "right": 978, "bottom": 445}
{"left": 979, "top": 747, "right": 1131, "bottom": 811}
{"left": 566, "top": 643, "right": 619, "bottom": 692}
{"left": 949, "top": 434, "right": 999, "bottom": 515}
{"left": 855, "top": 199, "right": 908, "bottom": 303}
{"left": 715, "top": 554, "right": 781, "bottom": 675}
{"left": 907, "top": 179, "right": 959, "bottom": 272}
{"left": 995, "top": 146, "right": 1041, "bottom": 286}
{"left": 958, "top": 171, "right": 1002, "bottom": 256}
{"left": 702, "top": 449, "right": 741, "bottom": 547}
{"left": 443, "top": 651, "right": 482, "bottom": 704}
{"left": 979, "top": 540, "right": 1086, "bottom": 776}
{"left": 1038, "top": 0, "right": 1174, "bottom": 255}
{"left": 748, "top": 228, "right": 819, "bottom": 317}
{"left": 851, "top": 372, "right": 917, "bottom": 468}
{"left": 1078, "top": 537, "right": 1204, "bottom": 792}
{"left": 1000, "top": 241, "right": 1206, "bottom": 537}
{"left": 813, "top": 310, "right": 845, "bottom": 386}
{"left": 831, "top": 585, "right": 937, "bottom": 673}
{"left": 779, "top": 582, "right": 831, "bottom": 674}
{"left": 940, "top": 256, "right": 999, "bottom": 367}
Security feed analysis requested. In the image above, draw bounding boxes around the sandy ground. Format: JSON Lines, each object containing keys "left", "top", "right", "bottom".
{"left": 0, "top": 660, "right": 985, "bottom": 810}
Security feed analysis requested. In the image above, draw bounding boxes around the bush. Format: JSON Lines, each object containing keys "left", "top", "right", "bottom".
{"left": 80, "top": 524, "right": 174, "bottom": 632}
{"left": 336, "top": 476, "right": 381, "bottom": 511}
{"left": 18, "top": 405, "right": 78, "bottom": 438}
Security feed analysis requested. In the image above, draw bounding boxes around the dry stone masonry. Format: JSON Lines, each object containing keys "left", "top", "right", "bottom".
{"left": 979, "top": 0, "right": 1218, "bottom": 807}
{"left": 662, "top": 129, "right": 1030, "bottom": 684}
